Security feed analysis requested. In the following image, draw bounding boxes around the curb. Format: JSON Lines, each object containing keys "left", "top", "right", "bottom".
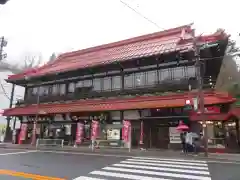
{"left": 1, "top": 145, "right": 240, "bottom": 162}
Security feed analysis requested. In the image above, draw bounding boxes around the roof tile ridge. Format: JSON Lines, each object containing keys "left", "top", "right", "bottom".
{"left": 57, "top": 24, "right": 193, "bottom": 61}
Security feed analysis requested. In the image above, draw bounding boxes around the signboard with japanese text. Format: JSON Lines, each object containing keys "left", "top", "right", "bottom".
{"left": 91, "top": 120, "right": 99, "bottom": 140}
{"left": 122, "top": 120, "right": 131, "bottom": 142}
{"left": 19, "top": 123, "right": 27, "bottom": 141}
{"left": 75, "top": 122, "right": 84, "bottom": 144}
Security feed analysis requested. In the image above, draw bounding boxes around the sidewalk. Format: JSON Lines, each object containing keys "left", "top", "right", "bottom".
{"left": 1, "top": 143, "right": 240, "bottom": 162}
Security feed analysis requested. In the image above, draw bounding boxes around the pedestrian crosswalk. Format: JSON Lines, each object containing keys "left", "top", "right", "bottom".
{"left": 74, "top": 156, "right": 211, "bottom": 180}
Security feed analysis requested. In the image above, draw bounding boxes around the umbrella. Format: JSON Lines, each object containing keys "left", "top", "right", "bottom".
{"left": 176, "top": 120, "right": 189, "bottom": 131}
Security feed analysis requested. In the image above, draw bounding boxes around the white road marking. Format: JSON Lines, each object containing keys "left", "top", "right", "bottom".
{"left": 120, "top": 160, "right": 209, "bottom": 170}
{"left": 73, "top": 176, "right": 107, "bottom": 180}
{"left": 0, "top": 150, "right": 38, "bottom": 156}
{"left": 126, "top": 158, "right": 208, "bottom": 166}
{"left": 102, "top": 166, "right": 211, "bottom": 180}
{"left": 90, "top": 171, "right": 171, "bottom": 180}
{"left": 112, "top": 163, "right": 210, "bottom": 175}
{"left": 133, "top": 156, "right": 207, "bottom": 163}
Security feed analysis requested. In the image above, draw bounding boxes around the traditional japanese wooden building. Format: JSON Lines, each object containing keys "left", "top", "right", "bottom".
{"left": 3, "top": 24, "right": 240, "bottom": 151}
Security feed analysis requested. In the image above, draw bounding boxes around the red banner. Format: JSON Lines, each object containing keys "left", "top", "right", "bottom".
{"left": 19, "top": 123, "right": 27, "bottom": 141}
{"left": 122, "top": 120, "right": 131, "bottom": 142}
{"left": 76, "top": 122, "right": 84, "bottom": 144}
{"left": 91, "top": 120, "right": 99, "bottom": 140}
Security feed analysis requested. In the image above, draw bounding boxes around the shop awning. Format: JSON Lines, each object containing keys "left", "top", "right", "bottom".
{"left": 230, "top": 107, "right": 240, "bottom": 117}
{"left": 3, "top": 91, "right": 236, "bottom": 116}
{"left": 190, "top": 113, "right": 232, "bottom": 121}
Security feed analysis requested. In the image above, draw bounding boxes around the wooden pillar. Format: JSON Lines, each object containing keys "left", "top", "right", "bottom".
{"left": 156, "top": 57, "right": 160, "bottom": 83}
{"left": 121, "top": 68, "right": 124, "bottom": 90}
{"left": 236, "top": 118, "right": 240, "bottom": 147}
{"left": 5, "top": 84, "right": 15, "bottom": 142}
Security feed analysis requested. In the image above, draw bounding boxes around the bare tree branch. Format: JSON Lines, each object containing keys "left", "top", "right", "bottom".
{"left": 0, "top": 52, "right": 43, "bottom": 74}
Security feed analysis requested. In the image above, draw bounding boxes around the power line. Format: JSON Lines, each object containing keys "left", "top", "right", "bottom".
{"left": 0, "top": 80, "right": 10, "bottom": 100}
{"left": 119, "top": 0, "right": 164, "bottom": 30}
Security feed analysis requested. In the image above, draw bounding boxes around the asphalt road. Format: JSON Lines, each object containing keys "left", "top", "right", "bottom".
{"left": 0, "top": 149, "right": 239, "bottom": 179}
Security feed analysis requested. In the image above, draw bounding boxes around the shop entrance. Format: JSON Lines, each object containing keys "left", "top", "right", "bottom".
{"left": 149, "top": 126, "right": 169, "bottom": 149}
{"left": 144, "top": 119, "right": 171, "bottom": 149}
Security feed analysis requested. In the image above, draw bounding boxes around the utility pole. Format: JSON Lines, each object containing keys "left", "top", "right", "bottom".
{"left": 0, "top": 36, "right": 7, "bottom": 61}
{"left": 5, "top": 84, "right": 15, "bottom": 142}
{"left": 193, "top": 30, "right": 208, "bottom": 157}
{"left": 0, "top": 36, "right": 13, "bottom": 142}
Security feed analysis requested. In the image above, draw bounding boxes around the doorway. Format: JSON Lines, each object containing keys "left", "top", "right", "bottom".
{"left": 149, "top": 126, "right": 169, "bottom": 149}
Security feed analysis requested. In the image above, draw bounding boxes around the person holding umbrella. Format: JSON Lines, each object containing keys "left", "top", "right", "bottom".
{"left": 177, "top": 121, "right": 189, "bottom": 154}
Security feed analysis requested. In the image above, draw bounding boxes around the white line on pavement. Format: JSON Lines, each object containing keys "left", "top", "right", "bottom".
{"left": 102, "top": 167, "right": 211, "bottom": 180}
{"left": 126, "top": 158, "right": 208, "bottom": 166}
{"left": 133, "top": 156, "right": 207, "bottom": 163}
{"left": 112, "top": 163, "right": 210, "bottom": 175}
{"left": 73, "top": 176, "right": 107, "bottom": 180}
{"left": 120, "top": 160, "right": 209, "bottom": 170}
{"left": 90, "top": 171, "right": 172, "bottom": 180}
{"left": 0, "top": 150, "right": 38, "bottom": 156}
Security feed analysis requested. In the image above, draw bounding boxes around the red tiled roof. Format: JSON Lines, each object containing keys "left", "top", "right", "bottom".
{"left": 3, "top": 91, "right": 235, "bottom": 116}
{"left": 8, "top": 24, "right": 227, "bottom": 81}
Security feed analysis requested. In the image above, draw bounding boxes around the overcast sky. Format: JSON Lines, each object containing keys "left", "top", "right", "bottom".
{"left": 0, "top": 0, "right": 239, "bottom": 123}
{"left": 0, "top": 0, "right": 239, "bottom": 63}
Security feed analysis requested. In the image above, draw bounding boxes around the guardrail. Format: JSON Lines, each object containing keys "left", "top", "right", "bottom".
{"left": 36, "top": 138, "right": 64, "bottom": 148}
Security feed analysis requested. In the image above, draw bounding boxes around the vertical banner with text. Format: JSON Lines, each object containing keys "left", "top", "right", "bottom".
{"left": 75, "top": 122, "right": 84, "bottom": 144}
{"left": 91, "top": 120, "right": 99, "bottom": 140}
{"left": 122, "top": 120, "right": 131, "bottom": 142}
{"left": 18, "top": 123, "right": 27, "bottom": 144}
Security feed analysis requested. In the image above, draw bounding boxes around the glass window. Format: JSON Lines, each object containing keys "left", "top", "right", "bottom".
{"left": 43, "top": 86, "right": 49, "bottom": 95}
{"left": 32, "top": 87, "right": 38, "bottom": 95}
{"left": 83, "top": 79, "right": 92, "bottom": 87}
{"left": 103, "top": 77, "right": 111, "bottom": 91}
{"left": 112, "top": 76, "right": 122, "bottom": 90}
{"left": 68, "top": 82, "right": 75, "bottom": 93}
{"left": 187, "top": 66, "right": 196, "bottom": 77}
{"left": 134, "top": 72, "right": 145, "bottom": 87}
{"left": 38, "top": 86, "right": 44, "bottom": 96}
{"left": 76, "top": 81, "right": 83, "bottom": 88}
{"left": 59, "top": 84, "right": 66, "bottom": 95}
{"left": 173, "top": 67, "right": 184, "bottom": 80}
{"left": 52, "top": 84, "right": 59, "bottom": 95}
{"left": 93, "top": 78, "right": 102, "bottom": 91}
{"left": 124, "top": 74, "right": 133, "bottom": 89}
{"left": 159, "top": 69, "right": 170, "bottom": 81}
{"left": 146, "top": 70, "right": 157, "bottom": 85}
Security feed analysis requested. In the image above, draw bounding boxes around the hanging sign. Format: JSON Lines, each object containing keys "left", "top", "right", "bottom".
{"left": 169, "top": 127, "right": 181, "bottom": 143}
{"left": 91, "top": 120, "right": 99, "bottom": 140}
{"left": 19, "top": 123, "right": 27, "bottom": 141}
{"left": 122, "top": 120, "right": 131, "bottom": 142}
{"left": 75, "top": 122, "right": 84, "bottom": 144}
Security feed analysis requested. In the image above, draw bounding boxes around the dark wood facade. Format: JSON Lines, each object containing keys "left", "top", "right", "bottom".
{"left": 20, "top": 41, "right": 226, "bottom": 105}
